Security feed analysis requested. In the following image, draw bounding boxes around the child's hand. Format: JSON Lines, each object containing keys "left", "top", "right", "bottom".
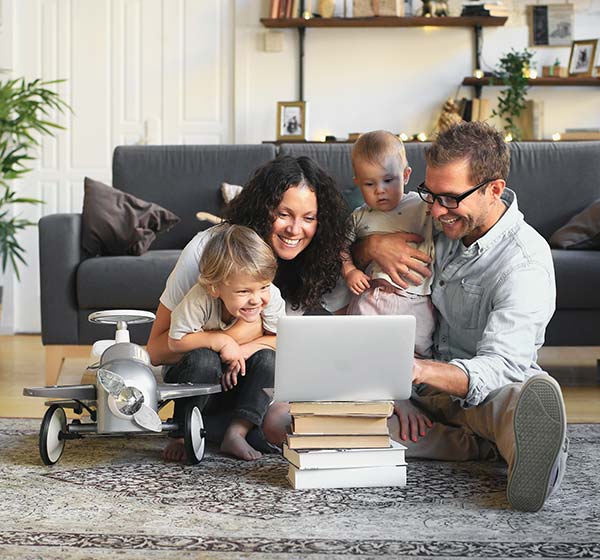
{"left": 393, "top": 399, "right": 433, "bottom": 443}
{"left": 346, "top": 269, "right": 371, "bottom": 295}
{"left": 219, "top": 337, "right": 245, "bottom": 391}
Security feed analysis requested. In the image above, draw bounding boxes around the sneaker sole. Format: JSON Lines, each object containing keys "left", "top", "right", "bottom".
{"left": 507, "top": 375, "right": 566, "bottom": 512}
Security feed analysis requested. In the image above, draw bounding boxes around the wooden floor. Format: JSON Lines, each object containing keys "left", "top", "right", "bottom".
{"left": 1, "top": 335, "right": 599, "bottom": 422}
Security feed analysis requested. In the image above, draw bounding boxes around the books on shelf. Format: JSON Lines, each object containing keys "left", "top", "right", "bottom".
{"left": 293, "top": 414, "right": 389, "bottom": 435}
{"left": 560, "top": 131, "right": 600, "bottom": 140}
{"left": 287, "top": 463, "right": 407, "bottom": 489}
{"left": 269, "top": 0, "right": 300, "bottom": 18}
{"left": 289, "top": 400, "right": 394, "bottom": 417}
{"left": 283, "top": 440, "right": 407, "bottom": 469}
{"left": 286, "top": 433, "right": 391, "bottom": 449}
{"left": 461, "top": 2, "right": 509, "bottom": 17}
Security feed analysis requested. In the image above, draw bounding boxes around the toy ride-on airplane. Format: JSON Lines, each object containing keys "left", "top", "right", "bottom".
{"left": 24, "top": 310, "right": 221, "bottom": 466}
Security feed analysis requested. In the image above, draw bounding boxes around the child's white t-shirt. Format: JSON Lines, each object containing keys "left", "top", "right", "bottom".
{"left": 169, "top": 282, "right": 285, "bottom": 341}
{"left": 160, "top": 225, "right": 347, "bottom": 314}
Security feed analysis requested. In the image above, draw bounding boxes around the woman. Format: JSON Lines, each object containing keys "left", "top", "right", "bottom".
{"left": 146, "top": 155, "right": 350, "bottom": 461}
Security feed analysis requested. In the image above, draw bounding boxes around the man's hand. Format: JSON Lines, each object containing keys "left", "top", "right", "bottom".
{"left": 354, "top": 232, "right": 431, "bottom": 289}
{"left": 346, "top": 268, "right": 371, "bottom": 295}
{"left": 393, "top": 399, "right": 433, "bottom": 442}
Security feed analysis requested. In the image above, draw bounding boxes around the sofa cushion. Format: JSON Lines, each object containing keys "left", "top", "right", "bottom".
{"left": 112, "top": 145, "right": 277, "bottom": 250}
{"left": 549, "top": 199, "right": 600, "bottom": 250}
{"left": 82, "top": 177, "right": 180, "bottom": 257}
{"left": 552, "top": 249, "right": 600, "bottom": 309}
{"left": 77, "top": 250, "right": 180, "bottom": 310}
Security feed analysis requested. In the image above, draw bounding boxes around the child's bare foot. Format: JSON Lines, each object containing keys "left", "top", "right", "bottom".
{"left": 163, "top": 438, "right": 188, "bottom": 462}
{"left": 221, "top": 419, "right": 262, "bottom": 461}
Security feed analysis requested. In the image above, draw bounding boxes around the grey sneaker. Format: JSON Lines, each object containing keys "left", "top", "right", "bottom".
{"left": 507, "top": 374, "right": 567, "bottom": 512}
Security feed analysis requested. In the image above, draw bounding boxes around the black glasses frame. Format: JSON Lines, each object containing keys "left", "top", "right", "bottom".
{"left": 417, "top": 179, "right": 494, "bottom": 209}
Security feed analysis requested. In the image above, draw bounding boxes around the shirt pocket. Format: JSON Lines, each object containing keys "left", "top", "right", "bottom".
{"left": 454, "top": 280, "right": 484, "bottom": 330}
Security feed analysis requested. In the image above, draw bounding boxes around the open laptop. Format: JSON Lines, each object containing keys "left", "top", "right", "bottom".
{"left": 273, "top": 315, "right": 415, "bottom": 402}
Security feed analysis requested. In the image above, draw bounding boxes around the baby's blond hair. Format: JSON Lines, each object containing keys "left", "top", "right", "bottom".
{"left": 198, "top": 223, "right": 277, "bottom": 290}
{"left": 352, "top": 130, "right": 408, "bottom": 172}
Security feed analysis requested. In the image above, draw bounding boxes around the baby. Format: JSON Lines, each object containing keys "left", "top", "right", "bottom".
{"left": 342, "top": 130, "right": 435, "bottom": 358}
{"left": 167, "top": 223, "right": 285, "bottom": 461}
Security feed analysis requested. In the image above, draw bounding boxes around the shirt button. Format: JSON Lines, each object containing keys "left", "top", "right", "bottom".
{"left": 439, "top": 280, "right": 445, "bottom": 286}
{"left": 442, "top": 337, "right": 447, "bottom": 343}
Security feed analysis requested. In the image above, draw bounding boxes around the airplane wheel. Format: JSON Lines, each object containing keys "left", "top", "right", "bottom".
{"left": 183, "top": 406, "right": 206, "bottom": 465}
{"left": 39, "top": 404, "right": 67, "bottom": 465}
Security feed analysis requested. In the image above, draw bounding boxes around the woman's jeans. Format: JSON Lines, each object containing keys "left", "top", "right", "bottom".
{"left": 164, "top": 347, "right": 275, "bottom": 446}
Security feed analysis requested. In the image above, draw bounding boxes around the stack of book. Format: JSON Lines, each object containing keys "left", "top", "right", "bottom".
{"left": 283, "top": 401, "right": 407, "bottom": 489}
{"left": 461, "top": 1, "right": 509, "bottom": 17}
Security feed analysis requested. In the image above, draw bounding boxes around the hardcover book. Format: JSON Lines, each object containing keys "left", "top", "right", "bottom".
{"left": 289, "top": 401, "right": 394, "bottom": 417}
{"left": 287, "top": 463, "right": 407, "bottom": 489}
{"left": 286, "top": 433, "right": 391, "bottom": 450}
{"left": 283, "top": 440, "right": 406, "bottom": 470}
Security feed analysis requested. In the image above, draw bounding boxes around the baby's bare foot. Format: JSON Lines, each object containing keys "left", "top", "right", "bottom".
{"left": 221, "top": 430, "right": 262, "bottom": 461}
{"left": 163, "top": 438, "right": 188, "bottom": 462}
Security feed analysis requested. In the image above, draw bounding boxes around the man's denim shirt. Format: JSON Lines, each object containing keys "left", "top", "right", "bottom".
{"left": 431, "top": 189, "right": 556, "bottom": 407}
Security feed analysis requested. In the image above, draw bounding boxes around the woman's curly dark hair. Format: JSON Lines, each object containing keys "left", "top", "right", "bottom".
{"left": 224, "top": 155, "right": 350, "bottom": 310}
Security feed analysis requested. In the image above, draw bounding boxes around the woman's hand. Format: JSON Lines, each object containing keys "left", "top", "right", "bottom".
{"left": 393, "top": 399, "right": 433, "bottom": 442}
{"left": 353, "top": 232, "right": 432, "bottom": 289}
{"left": 345, "top": 268, "right": 371, "bottom": 295}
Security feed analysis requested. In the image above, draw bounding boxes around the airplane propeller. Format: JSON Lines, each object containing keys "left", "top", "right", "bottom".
{"left": 97, "top": 368, "right": 162, "bottom": 432}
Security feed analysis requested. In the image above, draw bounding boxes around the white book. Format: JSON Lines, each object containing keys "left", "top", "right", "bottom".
{"left": 283, "top": 440, "right": 406, "bottom": 470}
{"left": 287, "top": 463, "right": 407, "bottom": 489}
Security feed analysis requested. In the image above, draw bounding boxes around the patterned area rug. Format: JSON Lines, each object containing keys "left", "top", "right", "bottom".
{"left": 1, "top": 419, "right": 599, "bottom": 559}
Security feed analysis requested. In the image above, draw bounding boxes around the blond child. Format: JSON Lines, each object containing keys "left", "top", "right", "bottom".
{"left": 164, "top": 223, "right": 285, "bottom": 462}
{"left": 342, "top": 130, "right": 435, "bottom": 358}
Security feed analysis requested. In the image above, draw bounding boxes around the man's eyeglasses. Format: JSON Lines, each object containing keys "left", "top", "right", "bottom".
{"left": 417, "top": 179, "right": 494, "bottom": 209}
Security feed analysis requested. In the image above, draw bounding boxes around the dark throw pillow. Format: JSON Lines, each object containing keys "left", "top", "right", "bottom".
{"left": 82, "top": 177, "right": 180, "bottom": 257}
{"left": 549, "top": 199, "right": 600, "bottom": 250}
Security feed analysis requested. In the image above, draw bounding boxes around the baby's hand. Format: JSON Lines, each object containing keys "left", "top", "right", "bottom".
{"left": 346, "top": 269, "right": 370, "bottom": 295}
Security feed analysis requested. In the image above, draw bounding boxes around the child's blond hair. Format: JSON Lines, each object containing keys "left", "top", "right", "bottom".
{"left": 352, "top": 130, "right": 408, "bottom": 172}
{"left": 198, "top": 223, "right": 277, "bottom": 290}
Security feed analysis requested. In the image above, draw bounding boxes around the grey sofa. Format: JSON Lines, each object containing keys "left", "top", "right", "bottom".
{"left": 40, "top": 141, "right": 600, "bottom": 384}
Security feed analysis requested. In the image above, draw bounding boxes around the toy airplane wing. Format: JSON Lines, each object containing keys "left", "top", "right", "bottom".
{"left": 157, "top": 383, "right": 222, "bottom": 401}
{"left": 23, "top": 384, "right": 97, "bottom": 400}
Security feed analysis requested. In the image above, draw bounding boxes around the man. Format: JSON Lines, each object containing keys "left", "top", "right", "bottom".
{"left": 354, "top": 121, "right": 568, "bottom": 512}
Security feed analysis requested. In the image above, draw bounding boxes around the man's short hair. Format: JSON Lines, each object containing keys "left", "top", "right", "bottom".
{"left": 352, "top": 130, "right": 407, "bottom": 172}
{"left": 426, "top": 122, "right": 510, "bottom": 183}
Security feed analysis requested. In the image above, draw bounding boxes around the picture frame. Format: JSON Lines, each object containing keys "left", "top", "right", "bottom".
{"left": 568, "top": 39, "right": 598, "bottom": 77}
{"left": 528, "top": 4, "right": 573, "bottom": 47}
{"left": 276, "top": 101, "right": 307, "bottom": 141}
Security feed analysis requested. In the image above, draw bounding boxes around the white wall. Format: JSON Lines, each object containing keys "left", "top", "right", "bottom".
{"left": 5, "top": 0, "right": 233, "bottom": 333}
{"left": 2, "top": 0, "right": 600, "bottom": 333}
{"left": 234, "top": 0, "right": 600, "bottom": 142}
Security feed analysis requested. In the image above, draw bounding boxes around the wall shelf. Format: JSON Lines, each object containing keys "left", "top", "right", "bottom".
{"left": 260, "top": 16, "right": 507, "bottom": 100}
{"left": 463, "top": 76, "right": 600, "bottom": 87}
{"left": 260, "top": 16, "right": 507, "bottom": 28}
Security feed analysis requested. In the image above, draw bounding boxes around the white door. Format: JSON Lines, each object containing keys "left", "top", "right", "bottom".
{"left": 4, "top": 0, "right": 233, "bottom": 333}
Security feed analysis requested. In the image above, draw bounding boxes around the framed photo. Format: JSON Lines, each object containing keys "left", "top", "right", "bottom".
{"left": 276, "top": 101, "right": 306, "bottom": 141}
{"left": 568, "top": 39, "right": 598, "bottom": 77}
{"left": 528, "top": 4, "right": 573, "bottom": 47}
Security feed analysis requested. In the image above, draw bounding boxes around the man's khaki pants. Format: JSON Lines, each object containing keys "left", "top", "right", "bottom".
{"left": 389, "top": 383, "right": 523, "bottom": 468}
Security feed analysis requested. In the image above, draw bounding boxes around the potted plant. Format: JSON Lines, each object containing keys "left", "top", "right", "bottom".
{"left": 0, "top": 78, "right": 69, "bottom": 279}
{"left": 491, "top": 49, "right": 535, "bottom": 141}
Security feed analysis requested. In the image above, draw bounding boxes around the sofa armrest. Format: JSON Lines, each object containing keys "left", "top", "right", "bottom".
{"left": 39, "top": 214, "right": 83, "bottom": 345}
